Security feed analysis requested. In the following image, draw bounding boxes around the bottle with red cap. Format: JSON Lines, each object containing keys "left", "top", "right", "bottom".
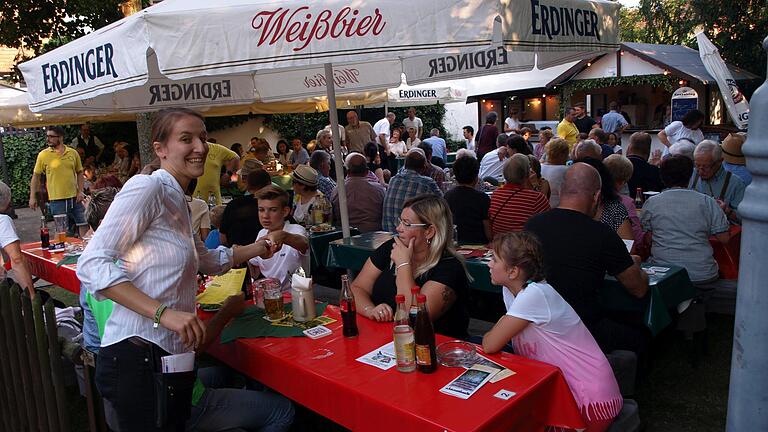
{"left": 393, "top": 294, "right": 416, "bottom": 373}
{"left": 413, "top": 294, "right": 437, "bottom": 373}
{"left": 408, "top": 286, "right": 420, "bottom": 328}
{"left": 340, "top": 274, "right": 358, "bottom": 337}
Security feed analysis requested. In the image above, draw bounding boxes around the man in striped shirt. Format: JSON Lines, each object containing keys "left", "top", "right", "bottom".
{"left": 382, "top": 149, "right": 441, "bottom": 232}
{"left": 489, "top": 154, "right": 550, "bottom": 236}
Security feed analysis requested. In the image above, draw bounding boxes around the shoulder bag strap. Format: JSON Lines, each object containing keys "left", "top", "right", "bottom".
{"left": 490, "top": 189, "right": 522, "bottom": 225}
{"left": 719, "top": 171, "right": 732, "bottom": 201}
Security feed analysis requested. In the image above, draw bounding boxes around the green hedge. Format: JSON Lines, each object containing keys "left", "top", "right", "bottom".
{"left": 3, "top": 134, "right": 46, "bottom": 207}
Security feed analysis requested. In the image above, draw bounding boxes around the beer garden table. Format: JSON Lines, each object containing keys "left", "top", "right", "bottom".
{"left": 19, "top": 240, "right": 81, "bottom": 294}
{"left": 207, "top": 305, "right": 586, "bottom": 431}
{"left": 326, "top": 232, "right": 696, "bottom": 336}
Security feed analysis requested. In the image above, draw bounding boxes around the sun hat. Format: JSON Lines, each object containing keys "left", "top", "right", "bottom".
{"left": 720, "top": 133, "right": 746, "bottom": 165}
{"left": 291, "top": 164, "right": 318, "bottom": 186}
{"left": 239, "top": 157, "right": 263, "bottom": 177}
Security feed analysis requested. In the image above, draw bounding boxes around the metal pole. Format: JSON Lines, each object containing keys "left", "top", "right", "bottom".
{"left": 726, "top": 36, "right": 768, "bottom": 431}
{"left": 324, "top": 63, "right": 351, "bottom": 238}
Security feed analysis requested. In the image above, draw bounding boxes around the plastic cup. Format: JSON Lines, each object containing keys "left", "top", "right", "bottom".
{"left": 53, "top": 214, "right": 68, "bottom": 242}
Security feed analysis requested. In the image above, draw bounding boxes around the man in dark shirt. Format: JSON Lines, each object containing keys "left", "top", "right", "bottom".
{"left": 444, "top": 155, "right": 491, "bottom": 244}
{"left": 588, "top": 128, "right": 615, "bottom": 160}
{"left": 525, "top": 162, "right": 649, "bottom": 354}
{"left": 476, "top": 112, "right": 500, "bottom": 160}
{"left": 220, "top": 169, "right": 272, "bottom": 247}
{"left": 626, "top": 132, "right": 663, "bottom": 198}
{"left": 573, "top": 102, "right": 597, "bottom": 133}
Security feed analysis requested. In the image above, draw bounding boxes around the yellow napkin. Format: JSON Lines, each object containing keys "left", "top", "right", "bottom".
{"left": 196, "top": 268, "right": 247, "bottom": 305}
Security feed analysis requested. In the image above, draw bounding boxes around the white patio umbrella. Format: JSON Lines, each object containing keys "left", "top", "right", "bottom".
{"left": 696, "top": 31, "right": 750, "bottom": 130}
{"left": 19, "top": 0, "right": 620, "bottom": 236}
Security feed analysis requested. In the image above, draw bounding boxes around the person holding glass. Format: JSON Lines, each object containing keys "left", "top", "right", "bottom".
{"left": 77, "top": 108, "right": 293, "bottom": 432}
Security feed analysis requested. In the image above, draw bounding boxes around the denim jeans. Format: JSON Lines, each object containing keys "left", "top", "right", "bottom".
{"left": 96, "top": 339, "right": 183, "bottom": 432}
{"left": 48, "top": 197, "right": 87, "bottom": 233}
{"left": 186, "top": 367, "right": 294, "bottom": 432}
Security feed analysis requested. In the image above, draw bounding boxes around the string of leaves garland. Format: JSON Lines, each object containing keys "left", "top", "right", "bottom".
{"left": 558, "top": 74, "right": 678, "bottom": 117}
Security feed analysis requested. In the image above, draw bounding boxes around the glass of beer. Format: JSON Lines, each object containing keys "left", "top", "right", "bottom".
{"left": 260, "top": 278, "right": 284, "bottom": 321}
{"left": 53, "top": 214, "right": 68, "bottom": 244}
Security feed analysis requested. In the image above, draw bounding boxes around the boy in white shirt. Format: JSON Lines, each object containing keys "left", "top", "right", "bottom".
{"left": 249, "top": 185, "right": 309, "bottom": 291}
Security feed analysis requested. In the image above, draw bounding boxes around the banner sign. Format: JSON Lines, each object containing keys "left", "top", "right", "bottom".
{"left": 671, "top": 87, "right": 699, "bottom": 122}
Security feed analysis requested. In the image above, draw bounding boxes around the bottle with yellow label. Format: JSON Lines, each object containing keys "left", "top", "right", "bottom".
{"left": 393, "top": 294, "right": 416, "bottom": 373}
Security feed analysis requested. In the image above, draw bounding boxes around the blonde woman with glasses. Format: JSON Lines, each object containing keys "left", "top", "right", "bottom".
{"left": 351, "top": 195, "right": 471, "bottom": 339}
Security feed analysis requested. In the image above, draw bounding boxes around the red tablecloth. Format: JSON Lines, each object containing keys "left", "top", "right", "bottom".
{"left": 208, "top": 306, "right": 586, "bottom": 432}
{"left": 20, "top": 240, "right": 81, "bottom": 294}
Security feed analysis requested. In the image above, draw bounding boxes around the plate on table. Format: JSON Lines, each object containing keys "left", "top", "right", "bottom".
{"left": 310, "top": 224, "right": 334, "bottom": 233}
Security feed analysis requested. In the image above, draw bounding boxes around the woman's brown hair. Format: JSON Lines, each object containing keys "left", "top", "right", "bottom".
{"left": 492, "top": 232, "right": 546, "bottom": 282}
{"left": 151, "top": 108, "right": 206, "bottom": 144}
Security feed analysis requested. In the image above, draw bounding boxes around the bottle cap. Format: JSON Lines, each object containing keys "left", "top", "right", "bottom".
{"left": 395, "top": 294, "right": 405, "bottom": 303}
{"left": 417, "top": 294, "right": 427, "bottom": 303}
{"left": 410, "top": 286, "right": 420, "bottom": 294}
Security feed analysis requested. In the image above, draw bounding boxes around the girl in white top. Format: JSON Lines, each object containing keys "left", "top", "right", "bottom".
{"left": 77, "top": 108, "right": 282, "bottom": 430}
{"left": 0, "top": 181, "right": 35, "bottom": 297}
{"left": 484, "top": 232, "right": 622, "bottom": 432}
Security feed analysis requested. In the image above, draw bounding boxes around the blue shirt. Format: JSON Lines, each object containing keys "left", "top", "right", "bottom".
{"left": 689, "top": 165, "right": 746, "bottom": 210}
{"left": 204, "top": 229, "right": 221, "bottom": 249}
{"left": 317, "top": 174, "right": 336, "bottom": 198}
{"left": 600, "top": 111, "right": 628, "bottom": 134}
{"left": 289, "top": 148, "right": 309, "bottom": 167}
{"left": 423, "top": 136, "right": 447, "bottom": 162}
{"left": 382, "top": 169, "right": 442, "bottom": 232}
{"left": 723, "top": 161, "right": 752, "bottom": 186}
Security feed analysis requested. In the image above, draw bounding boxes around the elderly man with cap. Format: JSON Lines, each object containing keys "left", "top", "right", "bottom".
{"left": 331, "top": 153, "right": 386, "bottom": 233}
{"left": 381, "top": 148, "right": 441, "bottom": 232}
{"left": 291, "top": 165, "right": 331, "bottom": 226}
{"left": 721, "top": 133, "right": 751, "bottom": 185}
{"left": 690, "top": 140, "right": 746, "bottom": 222}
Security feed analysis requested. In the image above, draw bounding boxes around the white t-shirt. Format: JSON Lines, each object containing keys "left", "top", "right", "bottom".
{"left": 389, "top": 141, "right": 408, "bottom": 157}
{"left": 402, "top": 117, "right": 423, "bottom": 133}
{"left": 504, "top": 117, "right": 521, "bottom": 135}
{"left": 373, "top": 118, "right": 391, "bottom": 143}
{"left": 540, "top": 164, "right": 568, "bottom": 208}
{"left": 188, "top": 198, "right": 210, "bottom": 238}
{"left": 478, "top": 148, "right": 506, "bottom": 181}
{"left": 663, "top": 121, "right": 704, "bottom": 156}
{"left": 406, "top": 137, "right": 421, "bottom": 150}
{"left": 0, "top": 215, "right": 19, "bottom": 277}
{"left": 249, "top": 223, "right": 308, "bottom": 291}
{"left": 466, "top": 138, "right": 475, "bottom": 152}
{"left": 503, "top": 282, "right": 580, "bottom": 331}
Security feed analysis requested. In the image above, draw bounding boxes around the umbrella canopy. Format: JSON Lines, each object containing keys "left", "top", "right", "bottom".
{"left": 18, "top": 0, "right": 620, "bottom": 236}
{"left": 19, "top": 0, "right": 619, "bottom": 114}
{"left": 696, "top": 31, "right": 750, "bottom": 130}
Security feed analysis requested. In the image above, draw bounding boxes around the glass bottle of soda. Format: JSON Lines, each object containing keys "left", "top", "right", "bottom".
{"left": 40, "top": 216, "right": 50, "bottom": 249}
{"left": 408, "top": 286, "right": 420, "bottom": 328}
{"left": 635, "top": 187, "right": 643, "bottom": 209}
{"left": 393, "top": 294, "right": 416, "bottom": 373}
{"left": 339, "top": 275, "right": 358, "bottom": 337}
{"left": 414, "top": 294, "right": 437, "bottom": 373}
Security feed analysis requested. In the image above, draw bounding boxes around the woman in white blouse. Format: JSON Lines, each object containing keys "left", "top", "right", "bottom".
{"left": 77, "top": 108, "right": 286, "bottom": 431}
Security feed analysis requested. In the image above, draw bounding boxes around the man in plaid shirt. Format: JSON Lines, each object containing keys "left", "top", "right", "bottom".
{"left": 382, "top": 148, "right": 442, "bottom": 232}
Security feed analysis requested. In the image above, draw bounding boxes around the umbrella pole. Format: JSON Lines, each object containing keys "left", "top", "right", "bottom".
{"left": 324, "top": 63, "right": 351, "bottom": 238}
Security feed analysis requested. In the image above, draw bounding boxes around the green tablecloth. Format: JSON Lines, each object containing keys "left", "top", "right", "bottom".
{"left": 220, "top": 303, "right": 328, "bottom": 343}
{"left": 602, "top": 264, "right": 696, "bottom": 336}
{"left": 271, "top": 175, "right": 293, "bottom": 191}
{"left": 309, "top": 228, "right": 359, "bottom": 272}
{"left": 326, "top": 232, "right": 696, "bottom": 335}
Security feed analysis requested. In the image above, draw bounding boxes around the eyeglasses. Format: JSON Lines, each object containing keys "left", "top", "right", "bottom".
{"left": 695, "top": 161, "right": 718, "bottom": 171}
{"left": 46, "top": 134, "right": 61, "bottom": 139}
{"left": 397, "top": 217, "right": 430, "bottom": 229}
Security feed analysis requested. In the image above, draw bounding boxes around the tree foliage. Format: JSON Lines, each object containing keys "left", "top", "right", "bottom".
{"left": 620, "top": 0, "right": 767, "bottom": 80}
{"left": 0, "top": 0, "right": 124, "bottom": 74}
